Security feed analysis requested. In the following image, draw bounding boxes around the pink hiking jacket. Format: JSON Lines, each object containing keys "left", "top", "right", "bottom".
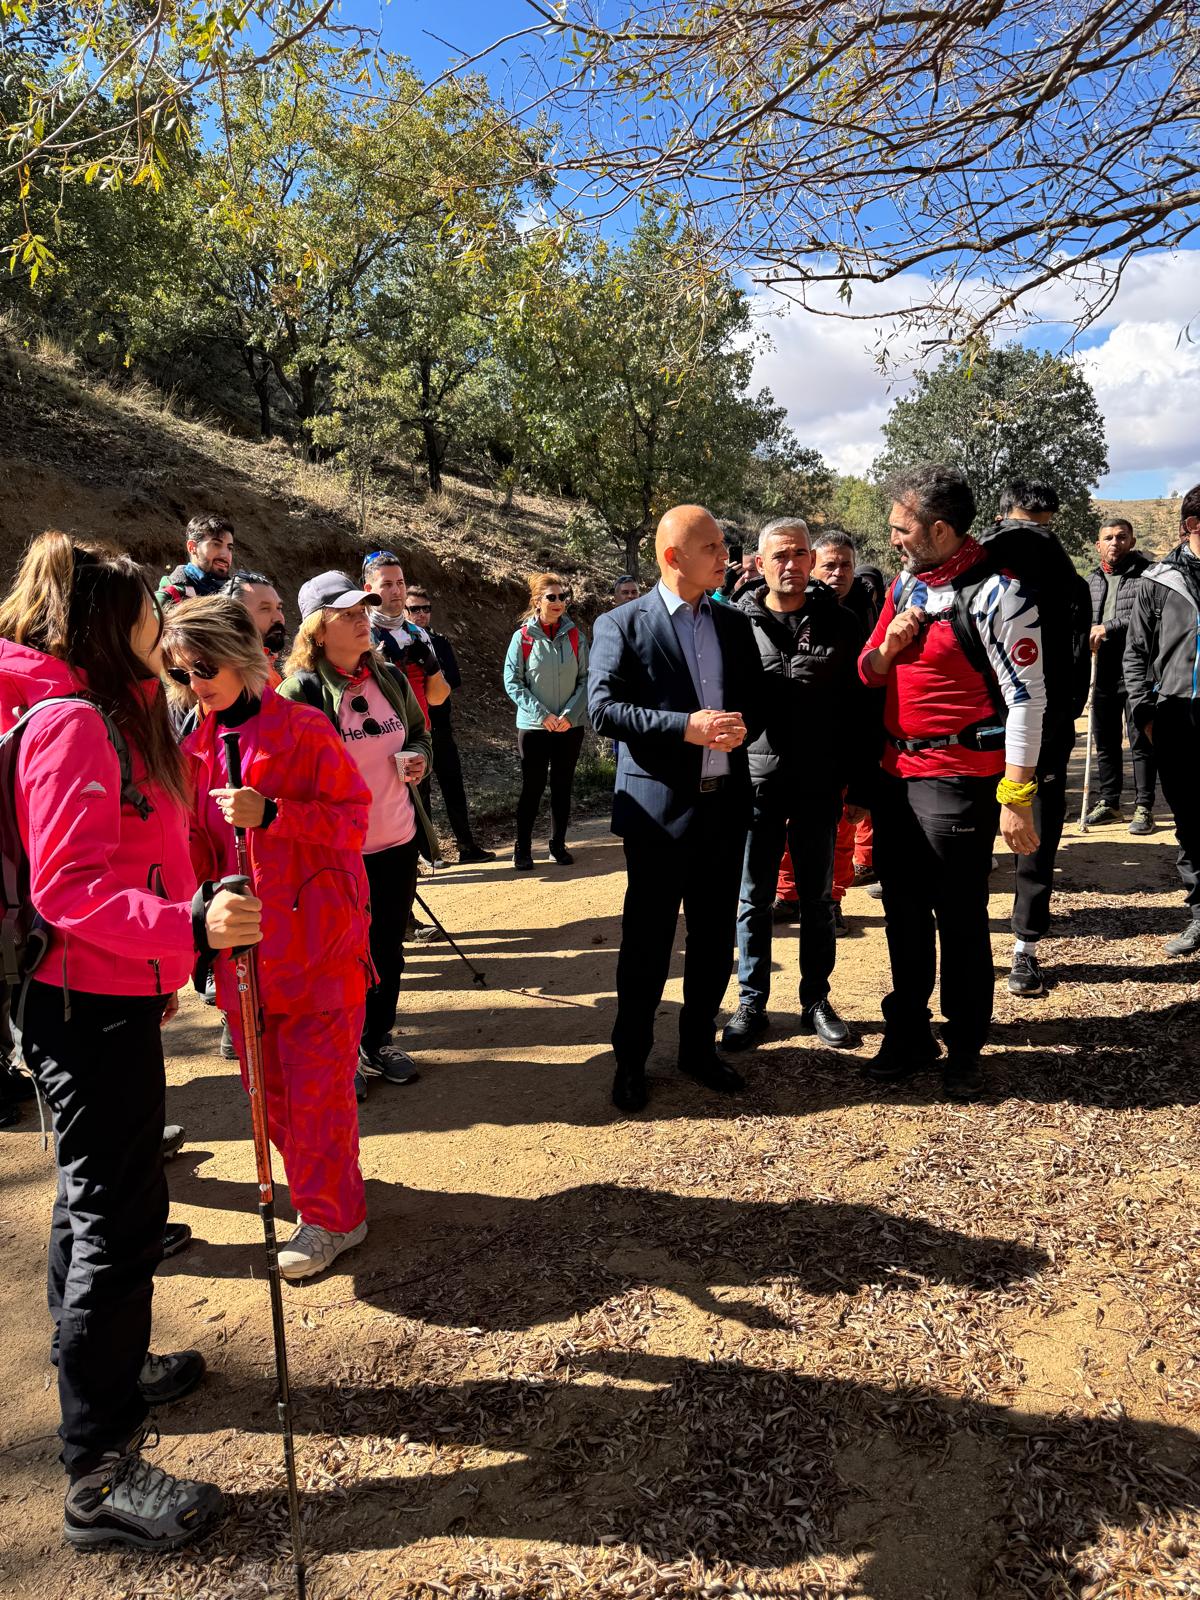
{"left": 0, "top": 639, "right": 197, "bottom": 998}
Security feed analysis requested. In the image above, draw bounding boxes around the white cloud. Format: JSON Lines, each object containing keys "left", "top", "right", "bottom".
{"left": 749, "top": 252, "right": 1200, "bottom": 494}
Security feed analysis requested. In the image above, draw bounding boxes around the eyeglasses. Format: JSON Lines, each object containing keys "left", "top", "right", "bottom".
{"left": 166, "top": 661, "right": 219, "bottom": 685}
{"left": 349, "top": 694, "right": 382, "bottom": 736}
{"left": 543, "top": 593, "right": 567, "bottom": 603}
{"left": 407, "top": 603, "right": 431, "bottom": 613}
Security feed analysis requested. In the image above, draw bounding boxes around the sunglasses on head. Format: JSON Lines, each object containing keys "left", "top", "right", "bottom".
{"left": 166, "top": 660, "right": 219, "bottom": 685}
{"left": 349, "top": 694, "right": 382, "bottom": 736}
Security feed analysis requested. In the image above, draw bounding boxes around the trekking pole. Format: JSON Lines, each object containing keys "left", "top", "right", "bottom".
{"left": 220, "top": 732, "right": 307, "bottom": 1600}
{"left": 1079, "top": 652, "right": 1099, "bottom": 833}
{"left": 412, "top": 889, "right": 487, "bottom": 987}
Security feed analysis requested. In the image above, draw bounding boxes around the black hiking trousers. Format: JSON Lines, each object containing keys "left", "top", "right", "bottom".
{"left": 873, "top": 770, "right": 999, "bottom": 1061}
{"left": 1011, "top": 722, "right": 1075, "bottom": 945}
{"left": 20, "top": 981, "right": 168, "bottom": 1478}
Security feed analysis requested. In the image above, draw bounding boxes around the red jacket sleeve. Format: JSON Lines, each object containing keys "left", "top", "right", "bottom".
{"left": 858, "top": 580, "right": 897, "bottom": 687}
{"left": 269, "top": 711, "right": 371, "bottom": 854}
{"left": 18, "top": 706, "right": 194, "bottom": 964}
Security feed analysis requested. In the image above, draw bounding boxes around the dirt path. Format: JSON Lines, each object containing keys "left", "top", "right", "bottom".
{"left": 2, "top": 757, "right": 1200, "bottom": 1600}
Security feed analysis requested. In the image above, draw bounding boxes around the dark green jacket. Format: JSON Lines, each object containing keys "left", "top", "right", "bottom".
{"left": 277, "top": 654, "right": 440, "bottom": 861}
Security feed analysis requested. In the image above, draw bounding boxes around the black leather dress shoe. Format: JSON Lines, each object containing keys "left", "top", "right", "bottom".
{"left": 943, "top": 1057, "right": 985, "bottom": 1101}
{"left": 799, "top": 1000, "right": 853, "bottom": 1047}
{"left": 678, "top": 1052, "right": 745, "bottom": 1094}
{"left": 611, "top": 1066, "right": 648, "bottom": 1113}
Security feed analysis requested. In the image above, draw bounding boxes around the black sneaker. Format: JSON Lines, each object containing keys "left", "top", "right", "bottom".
{"left": 721, "top": 1004, "right": 769, "bottom": 1052}
{"left": 1008, "top": 950, "right": 1046, "bottom": 997}
{"left": 512, "top": 850, "right": 534, "bottom": 871}
{"left": 1128, "top": 805, "right": 1155, "bottom": 836}
{"left": 1164, "top": 920, "right": 1200, "bottom": 957}
{"left": 358, "top": 1043, "right": 420, "bottom": 1085}
{"left": 799, "top": 1000, "right": 853, "bottom": 1047}
{"left": 548, "top": 840, "right": 574, "bottom": 865}
{"left": 943, "top": 1057, "right": 985, "bottom": 1101}
{"left": 832, "top": 904, "right": 849, "bottom": 938}
{"left": 64, "top": 1426, "right": 223, "bottom": 1551}
{"left": 457, "top": 844, "right": 496, "bottom": 864}
{"left": 771, "top": 897, "right": 799, "bottom": 923}
{"left": 139, "top": 1350, "right": 206, "bottom": 1406}
{"left": 852, "top": 862, "right": 877, "bottom": 887}
{"left": 862, "top": 1033, "right": 940, "bottom": 1084}
{"left": 161, "top": 1222, "right": 191, "bottom": 1260}
{"left": 1086, "top": 801, "right": 1122, "bottom": 826}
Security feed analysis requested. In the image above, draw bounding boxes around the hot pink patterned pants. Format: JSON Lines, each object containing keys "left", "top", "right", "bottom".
{"left": 227, "top": 1003, "right": 366, "bottom": 1235}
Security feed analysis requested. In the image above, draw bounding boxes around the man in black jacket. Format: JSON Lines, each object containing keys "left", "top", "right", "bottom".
{"left": 977, "top": 480, "right": 1092, "bottom": 999}
{"left": 722, "top": 517, "right": 869, "bottom": 1052}
{"left": 404, "top": 585, "right": 494, "bottom": 864}
{"left": 1124, "top": 483, "right": 1200, "bottom": 955}
{"left": 1086, "top": 519, "right": 1157, "bottom": 833}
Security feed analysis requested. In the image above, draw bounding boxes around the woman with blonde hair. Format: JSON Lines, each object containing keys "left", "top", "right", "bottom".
{"left": 162, "top": 594, "right": 373, "bottom": 1283}
{"left": 277, "top": 571, "right": 436, "bottom": 1097}
{"left": 502, "top": 571, "right": 589, "bottom": 870}
{"left": 0, "top": 532, "right": 259, "bottom": 1552}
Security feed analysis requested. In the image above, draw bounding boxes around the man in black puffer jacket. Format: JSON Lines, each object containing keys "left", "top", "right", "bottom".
{"left": 722, "top": 517, "right": 873, "bottom": 1053}
{"left": 1085, "top": 519, "right": 1157, "bottom": 832}
{"left": 1125, "top": 484, "right": 1200, "bottom": 955}
{"left": 976, "top": 479, "right": 1092, "bottom": 999}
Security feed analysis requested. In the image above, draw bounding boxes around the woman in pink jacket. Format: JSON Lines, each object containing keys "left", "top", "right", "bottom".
{"left": 0, "top": 532, "right": 259, "bottom": 1555}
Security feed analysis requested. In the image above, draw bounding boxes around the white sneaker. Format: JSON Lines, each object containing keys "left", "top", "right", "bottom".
{"left": 277, "top": 1219, "right": 367, "bottom": 1281}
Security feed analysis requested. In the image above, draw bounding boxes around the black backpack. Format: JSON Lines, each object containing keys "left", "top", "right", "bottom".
{"left": 0, "top": 696, "right": 151, "bottom": 985}
{"left": 894, "top": 569, "right": 1008, "bottom": 719}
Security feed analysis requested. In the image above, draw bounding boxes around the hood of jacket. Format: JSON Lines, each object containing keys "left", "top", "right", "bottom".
{"left": 734, "top": 577, "right": 842, "bottom": 639}
{"left": 0, "top": 637, "right": 83, "bottom": 729}
{"left": 522, "top": 611, "right": 579, "bottom": 642}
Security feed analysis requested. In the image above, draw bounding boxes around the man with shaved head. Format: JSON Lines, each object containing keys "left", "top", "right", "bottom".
{"left": 589, "top": 505, "right": 766, "bottom": 1113}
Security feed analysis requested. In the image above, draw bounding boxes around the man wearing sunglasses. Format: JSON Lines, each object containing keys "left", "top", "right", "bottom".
{"left": 404, "top": 585, "right": 495, "bottom": 865}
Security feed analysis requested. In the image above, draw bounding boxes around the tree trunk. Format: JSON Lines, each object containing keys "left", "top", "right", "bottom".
{"left": 422, "top": 418, "right": 445, "bottom": 494}
{"left": 623, "top": 529, "right": 642, "bottom": 579}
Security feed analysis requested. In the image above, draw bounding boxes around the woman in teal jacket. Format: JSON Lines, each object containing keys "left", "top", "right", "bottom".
{"left": 503, "top": 572, "right": 589, "bottom": 869}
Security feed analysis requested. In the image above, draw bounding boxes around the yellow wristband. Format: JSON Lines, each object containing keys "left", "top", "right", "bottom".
{"left": 996, "top": 777, "right": 1037, "bottom": 808}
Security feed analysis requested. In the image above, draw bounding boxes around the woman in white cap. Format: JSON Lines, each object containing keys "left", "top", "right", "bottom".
{"left": 278, "top": 572, "right": 437, "bottom": 1101}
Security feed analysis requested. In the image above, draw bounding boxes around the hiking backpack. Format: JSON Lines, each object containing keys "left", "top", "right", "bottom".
{"left": 520, "top": 623, "right": 579, "bottom": 661}
{"left": 0, "top": 696, "right": 151, "bottom": 985}
{"left": 894, "top": 570, "right": 1008, "bottom": 721}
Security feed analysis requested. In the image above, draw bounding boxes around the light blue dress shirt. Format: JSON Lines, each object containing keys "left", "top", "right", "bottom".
{"left": 656, "top": 580, "right": 729, "bottom": 779}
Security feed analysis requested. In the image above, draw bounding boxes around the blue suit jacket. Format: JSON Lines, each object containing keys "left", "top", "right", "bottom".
{"left": 588, "top": 587, "right": 765, "bottom": 841}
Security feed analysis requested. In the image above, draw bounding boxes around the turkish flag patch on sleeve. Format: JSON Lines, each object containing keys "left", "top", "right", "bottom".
{"left": 1011, "top": 638, "right": 1039, "bottom": 667}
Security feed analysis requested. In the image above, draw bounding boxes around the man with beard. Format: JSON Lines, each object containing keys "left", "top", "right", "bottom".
{"left": 156, "top": 514, "right": 234, "bottom": 608}
{"left": 222, "top": 569, "right": 287, "bottom": 684}
{"left": 1086, "top": 517, "right": 1157, "bottom": 833}
{"left": 859, "top": 464, "right": 1045, "bottom": 1101}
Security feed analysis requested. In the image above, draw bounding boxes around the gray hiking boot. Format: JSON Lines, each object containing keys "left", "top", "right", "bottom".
{"left": 278, "top": 1218, "right": 367, "bottom": 1281}
{"left": 63, "top": 1426, "right": 223, "bottom": 1551}
{"left": 139, "top": 1349, "right": 206, "bottom": 1406}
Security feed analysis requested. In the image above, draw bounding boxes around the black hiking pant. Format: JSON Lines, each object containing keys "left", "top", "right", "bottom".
{"left": 429, "top": 723, "right": 478, "bottom": 850}
{"left": 362, "top": 837, "right": 421, "bottom": 1053}
{"left": 873, "top": 770, "right": 999, "bottom": 1061}
{"left": 1094, "top": 685, "right": 1157, "bottom": 811}
{"left": 1150, "top": 700, "right": 1200, "bottom": 919}
{"left": 1011, "top": 724, "right": 1074, "bottom": 944}
{"left": 20, "top": 981, "right": 168, "bottom": 1478}
{"left": 515, "top": 725, "right": 585, "bottom": 853}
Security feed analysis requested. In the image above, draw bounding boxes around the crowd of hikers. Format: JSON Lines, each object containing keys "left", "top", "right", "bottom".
{"left": 3, "top": 465, "right": 1200, "bottom": 1556}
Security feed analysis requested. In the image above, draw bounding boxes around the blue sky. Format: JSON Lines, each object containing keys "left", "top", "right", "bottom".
{"left": 341, "top": 0, "right": 1198, "bottom": 504}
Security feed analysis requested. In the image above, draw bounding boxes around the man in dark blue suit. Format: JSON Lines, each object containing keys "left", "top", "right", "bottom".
{"left": 589, "top": 505, "right": 766, "bottom": 1112}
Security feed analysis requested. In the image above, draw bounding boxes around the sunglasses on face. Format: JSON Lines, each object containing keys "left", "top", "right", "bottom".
{"left": 543, "top": 593, "right": 567, "bottom": 603}
{"left": 166, "top": 661, "right": 219, "bottom": 685}
{"left": 407, "top": 603, "right": 431, "bottom": 613}
{"left": 349, "top": 694, "right": 382, "bottom": 737}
